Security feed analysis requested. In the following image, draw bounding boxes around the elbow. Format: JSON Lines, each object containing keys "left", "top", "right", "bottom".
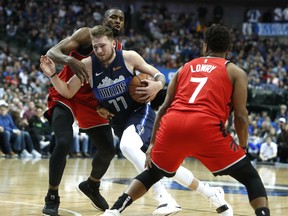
{"left": 46, "top": 49, "right": 53, "bottom": 58}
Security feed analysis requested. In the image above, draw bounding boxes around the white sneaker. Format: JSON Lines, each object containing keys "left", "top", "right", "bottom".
{"left": 100, "top": 209, "right": 120, "bottom": 216}
{"left": 20, "top": 149, "right": 33, "bottom": 158}
{"left": 40, "top": 141, "right": 50, "bottom": 149}
{"left": 31, "top": 149, "right": 42, "bottom": 158}
{"left": 208, "top": 187, "right": 233, "bottom": 216}
{"left": 153, "top": 194, "right": 181, "bottom": 216}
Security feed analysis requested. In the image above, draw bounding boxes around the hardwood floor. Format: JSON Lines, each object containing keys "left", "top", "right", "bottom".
{"left": 0, "top": 157, "right": 287, "bottom": 215}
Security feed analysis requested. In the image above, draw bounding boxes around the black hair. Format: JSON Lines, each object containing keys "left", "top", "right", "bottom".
{"left": 103, "top": 8, "right": 123, "bottom": 19}
{"left": 204, "top": 24, "right": 231, "bottom": 52}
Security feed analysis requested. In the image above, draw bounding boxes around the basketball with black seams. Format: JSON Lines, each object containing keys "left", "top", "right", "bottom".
{"left": 129, "top": 73, "right": 152, "bottom": 104}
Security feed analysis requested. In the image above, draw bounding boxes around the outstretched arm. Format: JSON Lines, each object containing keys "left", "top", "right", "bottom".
{"left": 40, "top": 55, "right": 82, "bottom": 98}
{"left": 46, "top": 27, "right": 92, "bottom": 83}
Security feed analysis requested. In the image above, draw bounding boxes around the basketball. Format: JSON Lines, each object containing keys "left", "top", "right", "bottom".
{"left": 129, "top": 73, "right": 152, "bottom": 103}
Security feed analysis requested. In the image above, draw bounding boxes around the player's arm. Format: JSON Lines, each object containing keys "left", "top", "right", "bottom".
{"left": 46, "top": 27, "right": 91, "bottom": 82}
{"left": 145, "top": 68, "right": 181, "bottom": 169}
{"left": 227, "top": 63, "right": 249, "bottom": 149}
{"left": 124, "top": 50, "right": 166, "bottom": 103}
{"left": 40, "top": 55, "right": 83, "bottom": 98}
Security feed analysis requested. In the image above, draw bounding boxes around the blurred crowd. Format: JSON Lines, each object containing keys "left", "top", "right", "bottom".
{"left": 0, "top": 0, "right": 288, "bottom": 163}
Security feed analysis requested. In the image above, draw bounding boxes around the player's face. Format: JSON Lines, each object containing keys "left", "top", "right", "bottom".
{"left": 92, "top": 36, "right": 116, "bottom": 64}
{"left": 103, "top": 10, "right": 125, "bottom": 37}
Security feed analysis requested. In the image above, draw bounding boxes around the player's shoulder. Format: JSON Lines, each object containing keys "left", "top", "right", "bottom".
{"left": 122, "top": 50, "right": 141, "bottom": 58}
{"left": 73, "top": 27, "right": 91, "bottom": 34}
{"left": 70, "top": 27, "right": 92, "bottom": 43}
{"left": 226, "top": 61, "right": 246, "bottom": 75}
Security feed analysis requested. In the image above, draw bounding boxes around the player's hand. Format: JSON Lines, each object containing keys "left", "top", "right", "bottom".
{"left": 67, "top": 57, "right": 89, "bottom": 84}
{"left": 135, "top": 79, "right": 161, "bottom": 103}
{"left": 145, "top": 144, "right": 153, "bottom": 169}
{"left": 97, "top": 106, "right": 114, "bottom": 120}
{"left": 40, "top": 55, "right": 56, "bottom": 77}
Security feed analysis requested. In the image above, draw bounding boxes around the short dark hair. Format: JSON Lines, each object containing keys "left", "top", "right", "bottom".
{"left": 204, "top": 24, "right": 231, "bottom": 52}
{"left": 103, "top": 8, "right": 124, "bottom": 19}
{"left": 90, "top": 25, "right": 114, "bottom": 40}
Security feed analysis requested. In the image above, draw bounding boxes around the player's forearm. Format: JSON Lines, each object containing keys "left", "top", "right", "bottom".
{"left": 234, "top": 114, "right": 248, "bottom": 148}
{"left": 50, "top": 75, "right": 74, "bottom": 99}
{"left": 46, "top": 48, "right": 73, "bottom": 65}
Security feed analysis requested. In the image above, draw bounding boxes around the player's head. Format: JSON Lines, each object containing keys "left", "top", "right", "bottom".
{"left": 102, "top": 8, "right": 125, "bottom": 37}
{"left": 90, "top": 25, "right": 116, "bottom": 63}
{"left": 203, "top": 24, "right": 231, "bottom": 56}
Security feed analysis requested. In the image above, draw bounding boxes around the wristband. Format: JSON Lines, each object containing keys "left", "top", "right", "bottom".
{"left": 50, "top": 72, "right": 57, "bottom": 78}
{"left": 153, "top": 72, "right": 162, "bottom": 79}
{"left": 153, "top": 72, "right": 166, "bottom": 88}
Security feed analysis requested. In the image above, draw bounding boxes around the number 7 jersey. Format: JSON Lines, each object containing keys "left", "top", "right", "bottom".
{"left": 169, "top": 57, "right": 233, "bottom": 124}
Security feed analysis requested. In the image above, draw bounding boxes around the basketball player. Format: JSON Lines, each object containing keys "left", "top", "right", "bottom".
{"left": 98, "top": 24, "right": 270, "bottom": 216}
{"left": 40, "top": 25, "right": 233, "bottom": 216}
{"left": 42, "top": 9, "right": 124, "bottom": 216}
{"left": 42, "top": 9, "right": 181, "bottom": 216}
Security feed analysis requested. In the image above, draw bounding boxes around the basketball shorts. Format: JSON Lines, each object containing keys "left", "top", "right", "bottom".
{"left": 46, "top": 88, "right": 108, "bottom": 129}
{"left": 151, "top": 110, "right": 246, "bottom": 174}
{"left": 112, "top": 105, "right": 156, "bottom": 152}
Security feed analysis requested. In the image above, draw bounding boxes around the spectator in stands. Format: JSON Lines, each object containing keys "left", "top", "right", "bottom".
{"left": 213, "top": 5, "right": 224, "bottom": 24}
{"left": 276, "top": 117, "right": 288, "bottom": 163}
{"left": 0, "top": 100, "right": 21, "bottom": 158}
{"left": 276, "top": 104, "right": 288, "bottom": 122}
{"left": 258, "top": 136, "right": 278, "bottom": 163}
{"left": 22, "top": 101, "right": 36, "bottom": 121}
{"left": 28, "top": 104, "right": 52, "bottom": 154}
{"left": 242, "top": 7, "right": 261, "bottom": 35}
{"left": 10, "top": 108, "right": 42, "bottom": 158}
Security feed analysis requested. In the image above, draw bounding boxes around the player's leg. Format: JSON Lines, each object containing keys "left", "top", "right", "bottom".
{"left": 151, "top": 111, "right": 233, "bottom": 216}
{"left": 228, "top": 158, "right": 270, "bottom": 216}
{"left": 173, "top": 166, "right": 233, "bottom": 216}
{"left": 119, "top": 125, "right": 181, "bottom": 216}
{"left": 43, "top": 105, "right": 74, "bottom": 216}
{"left": 78, "top": 125, "right": 115, "bottom": 211}
{"left": 100, "top": 163, "right": 167, "bottom": 216}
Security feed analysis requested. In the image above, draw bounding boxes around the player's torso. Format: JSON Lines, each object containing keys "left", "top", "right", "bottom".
{"left": 91, "top": 50, "right": 142, "bottom": 125}
{"left": 170, "top": 57, "right": 233, "bottom": 123}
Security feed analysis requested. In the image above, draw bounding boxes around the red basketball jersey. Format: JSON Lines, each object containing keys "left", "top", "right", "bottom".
{"left": 151, "top": 57, "right": 246, "bottom": 173}
{"left": 46, "top": 40, "right": 122, "bottom": 128}
{"left": 168, "top": 57, "right": 232, "bottom": 124}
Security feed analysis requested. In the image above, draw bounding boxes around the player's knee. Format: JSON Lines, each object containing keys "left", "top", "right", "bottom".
{"left": 135, "top": 169, "right": 163, "bottom": 191}
{"left": 230, "top": 163, "right": 267, "bottom": 202}
{"left": 56, "top": 133, "right": 73, "bottom": 153}
{"left": 247, "top": 177, "right": 268, "bottom": 201}
{"left": 135, "top": 163, "right": 174, "bottom": 190}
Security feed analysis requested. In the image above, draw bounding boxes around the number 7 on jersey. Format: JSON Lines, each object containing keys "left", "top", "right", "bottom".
{"left": 189, "top": 77, "right": 208, "bottom": 103}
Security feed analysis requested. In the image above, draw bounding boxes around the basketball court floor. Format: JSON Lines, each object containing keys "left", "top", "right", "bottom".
{"left": 0, "top": 157, "right": 287, "bottom": 215}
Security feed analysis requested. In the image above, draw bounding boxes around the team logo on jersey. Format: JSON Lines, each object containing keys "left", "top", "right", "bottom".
{"left": 230, "top": 139, "right": 239, "bottom": 152}
{"left": 113, "top": 66, "right": 122, "bottom": 71}
{"left": 96, "top": 71, "right": 103, "bottom": 76}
